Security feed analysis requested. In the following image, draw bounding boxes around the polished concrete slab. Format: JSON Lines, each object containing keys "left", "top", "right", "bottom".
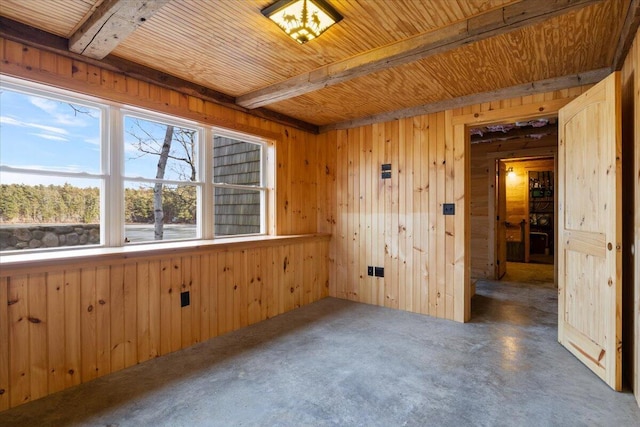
{"left": 1, "top": 266, "right": 638, "bottom": 426}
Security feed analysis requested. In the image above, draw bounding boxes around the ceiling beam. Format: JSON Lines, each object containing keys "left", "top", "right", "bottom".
{"left": 237, "top": 0, "right": 602, "bottom": 109}
{"left": 69, "top": 0, "right": 170, "bottom": 60}
{"left": 613, "top": 0, "right": 640, "bottom": 70}
{"left": 319, "top": 68, "right": 611, "bottom": 132}
{"left": 0, "top": 17, "right": 319, "bottom": 134}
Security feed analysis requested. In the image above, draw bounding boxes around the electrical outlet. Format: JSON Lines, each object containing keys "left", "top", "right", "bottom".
{"left": 181, "top": 291, "right": 190, "bottom": 307}
{"left": 443, "top": 203, "right": 455, "bottom": 215}
{"left": 374, "top": 267, "right": 384, "bottom": 277}
{"left": 368, "top": 266, "right": 374, "bottom": 276}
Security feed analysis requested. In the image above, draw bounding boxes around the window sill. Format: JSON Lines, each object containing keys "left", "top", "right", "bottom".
{"left": 0, "top": 233, "right": 331, "bottom": 276}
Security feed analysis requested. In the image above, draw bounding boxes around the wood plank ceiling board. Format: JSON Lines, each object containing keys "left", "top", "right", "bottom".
{"left": 265, "top": 0, "right": 625, "bottom": 126}
{"left": 0, "top": 0, "right": 100, "bottom": 38}
{"left": 109, "top": 0, "right": 517, "bottom": 97}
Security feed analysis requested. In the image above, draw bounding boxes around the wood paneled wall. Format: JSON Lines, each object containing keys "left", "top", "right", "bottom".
{"left": 328, "top": 88, "right": 595, "bottom": 320}
{"left": 620, "top": 28, "right": 639, "bottom": 408}
{"left": 504, "top": 158, "right": 554, "bottom": 226}
{"left": 0, "top": 236, "right": 330, "bottom": 410}
{"left": 0, "top": 38, "right": 336, "bottom": 411}
{"left": 0, "top": 37, "right": 331, "bottom": 236}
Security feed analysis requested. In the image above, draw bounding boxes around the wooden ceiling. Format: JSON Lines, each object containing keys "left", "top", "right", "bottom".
{"left": 0, "top": 0, "right": 637, "bottom": 133}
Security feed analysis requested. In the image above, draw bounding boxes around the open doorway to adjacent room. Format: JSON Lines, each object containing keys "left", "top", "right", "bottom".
{"left": 469, "top": 116, "right": 558, "bottom": 285}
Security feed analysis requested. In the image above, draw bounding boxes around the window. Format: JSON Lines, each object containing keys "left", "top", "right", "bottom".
{"left": 123, "top": 114, "right": 201, "bottom": 243}
{"left": 0, "top": 84, "right": 105, "bottom": 251}
{"left": 213, "top": 135, "right": 265, "bottom": 236}
{"left": 0, "top": 77, "right": 270, "bottom": 254}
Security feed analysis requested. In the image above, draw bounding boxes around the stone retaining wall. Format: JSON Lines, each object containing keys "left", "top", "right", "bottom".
{"left": 0, "top": 224, "right": 100, "bottom": 251}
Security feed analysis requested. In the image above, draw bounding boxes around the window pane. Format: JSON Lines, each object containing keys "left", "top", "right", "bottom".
{"left": 213, "top": 136, "right": 261, "bottom": 185}
{"left": 124, "top": 116, "right": 198, "bottom": 181}
{"left": 0, "top": 89, "right": 101, "bottom": 174}
{"left": 214, "top": 187, "right": 261, "bottom": 236}
{"left": 0, "top": 174, "right": 101, "bottom": 251}
{"left": 125, "top": 182, "right": 197, "bottom": 243}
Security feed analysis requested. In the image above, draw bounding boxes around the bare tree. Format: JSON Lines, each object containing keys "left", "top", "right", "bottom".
{"left": 153, "top": 125, "right": 173, "bottom": 239}
{"left": 127, "top": 120, "right": 196, "bottom": 240}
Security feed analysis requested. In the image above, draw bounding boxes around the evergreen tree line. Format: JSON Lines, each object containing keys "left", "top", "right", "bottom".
{"left": 0, "top": 183, "right": 196, "bottom": 224}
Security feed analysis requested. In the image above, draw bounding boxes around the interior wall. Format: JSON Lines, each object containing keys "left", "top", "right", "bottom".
{"left": 620, "top": 28, "right": 639, "bottom": 405}
{"left": 0, "top": 236, "right": 330, "bottom": 410}
{"left": 0, "top": 37, "right": 335, "bottom": 411}
{"left": 326, "top": 88, "right": 593, "bottom": 321}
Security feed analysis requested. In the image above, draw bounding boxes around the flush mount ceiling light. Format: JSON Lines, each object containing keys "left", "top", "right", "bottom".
{"left": 262, "top": 0, "right": 343, "bottom": 44}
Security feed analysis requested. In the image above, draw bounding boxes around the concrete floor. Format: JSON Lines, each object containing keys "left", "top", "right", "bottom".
{"left": 1, "top": 265, "right": 639, "bottom": 426}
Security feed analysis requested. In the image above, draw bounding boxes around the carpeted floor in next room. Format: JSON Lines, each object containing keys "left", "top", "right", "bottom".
{"left": 0, "top": 263, "right": 638, "bottom": 426}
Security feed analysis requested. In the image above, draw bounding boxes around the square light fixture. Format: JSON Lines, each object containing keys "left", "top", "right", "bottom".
{"left": 262, "top": 0, "right": 343, "bottom": 44}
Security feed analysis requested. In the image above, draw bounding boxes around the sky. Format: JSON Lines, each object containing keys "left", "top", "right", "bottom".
{"left": 0, "top": 87, "right": 196, "bottom": 188}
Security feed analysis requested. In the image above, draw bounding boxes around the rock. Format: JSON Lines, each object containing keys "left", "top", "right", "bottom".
{"left": 79, "top": 234, "right": 88, "bottom": 245}
{"left": 59, "top": 234, "right": 66, "bottom": 245}
{"left": 42, "top": 232, "right": 59, "bottom": 247}
{"left": 15, "top": 228, "right": 32, "bottom": 242}
{"left": 32, "top": 230, "right": 45, "bottom": 239}
{"left": 15, "top": 242, "right": 28, "bottom": 249}
{"left": 53, "top": 226, "right": 73, "bottom": 234}
{"left": 28, "top": 239, "right": 42, "bottom": 248}
{"left": 66, "top": 233, "right": 79, "bottom": 246}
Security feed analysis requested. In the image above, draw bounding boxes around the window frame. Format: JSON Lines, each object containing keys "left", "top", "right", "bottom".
{"left": 212, "top": 129, "right": 268, "bottom": 238}
{"left": 0, "top": 75, "right": 272, "bottom": 256}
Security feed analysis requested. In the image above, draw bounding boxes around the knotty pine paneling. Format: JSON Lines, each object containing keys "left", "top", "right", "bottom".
{"left": 331, "top": 111, "right": 460, "bottom": 319}
{"left": 0, "top": 236, "right": 330, "bottom": 410}
{"left": 0, "top": 37, "right": 329, "bottom": 237}
{"left": 328, "top": 86, "right": 596, "bottom": 320}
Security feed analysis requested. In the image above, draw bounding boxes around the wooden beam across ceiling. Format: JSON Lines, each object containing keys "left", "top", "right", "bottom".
{"left": 319, "top": 67, "right": 611, "bottom": 132}
{"left": 236, "top": 0, "right": 603, "bottom": 109}
{"left": 613, "top": 0, "right": 640, "bottom": 70}
{"left": 69, "top": 0, "right": 170, "bottom": 60}
{"left": 0, "top": 17, "right": 319, "bottom": 134}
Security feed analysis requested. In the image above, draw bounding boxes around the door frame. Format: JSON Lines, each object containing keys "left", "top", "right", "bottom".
{"left": 487, "top": 150, "right": 558, "bottom": 279}
{"left": 454, "top": 97, "right": 577, "bottom": 321}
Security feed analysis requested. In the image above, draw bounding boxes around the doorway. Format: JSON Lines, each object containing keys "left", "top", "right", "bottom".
{"left": 468, "top": 117, "right": 558, "bottom": 283}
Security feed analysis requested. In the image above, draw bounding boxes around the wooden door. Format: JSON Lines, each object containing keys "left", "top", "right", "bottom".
{"left": 558, "top": 72, "right": 622, "bottom": 390}
{"left": 495, "top": 160, "right": 507, "bottom": 279}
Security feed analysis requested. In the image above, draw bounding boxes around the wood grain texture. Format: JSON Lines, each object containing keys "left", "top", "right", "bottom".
{"left": 237, "top": 0, "right": 600, "bottom": 109}
{"left": 0, "top": 236, "right": 329, "bottom": 410}
{"left": 69, "top": 0, "right": 170, "bottom": 59}
{"left": 328, "top": 84, "right": 594, "bottom": 320}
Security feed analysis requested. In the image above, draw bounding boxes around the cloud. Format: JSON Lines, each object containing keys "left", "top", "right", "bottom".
{"left": 28, "top": 96, "right": 98, "bottom": 127}
{"left": 1, "top": 115, "right": 68, "bottom": 135}
{"left": 84, "top": 136, "right": 101, "bottom": 146}
{"left": 0, "top": 170, "right": 98, "bottom": 188}
{"left": 31, "top": 133, "right": 68, "bottom": 142}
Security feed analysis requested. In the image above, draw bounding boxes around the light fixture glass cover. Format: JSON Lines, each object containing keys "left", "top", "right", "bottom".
{"left": 262, "top": 0, "right": 343, "bottom": 44}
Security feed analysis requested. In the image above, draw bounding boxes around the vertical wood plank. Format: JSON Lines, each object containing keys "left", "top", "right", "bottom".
{"left": 444, "top": 110, "right": 455, "bottom": 319}
{"left": 80, "top": 268, "right": 98, "bottom": 383}
{"left": 181, "top": 256, "right": 193, "bottom": 349}
{"left": 436, "top": 112, "right": 446, "bottom": 319}
{"left": 137, "top": 261, "right": 150, "bottom": 364}
{"left": 0, "top": 277, "right": 10, "bottom": 411}
{"left": 95, "top": 266, "right": 111, "bottom": 377}
{"left": 170, "top": 258, "right": 182, "bottom": 353}
{"left": 191, "top": 254, "right": 202, "bottom": 344}
{"left": 428, "top": 113, "right": 439, "bottom": 317}
{"left": 110, "top": 265, "right": 125, "bottom": 371}
{"left": 27, "top": 274, "right": 47, "bottom": 401}
{"left": 420, "top": 114, "right": 431, "bottom": 315}
{"left": 8, "top": 275, "right": 29, "bottom": 407}
{"left": 64, "top": 270, "right": 81, "bottom": 388}
{"left": 160, "top": 259, "right": 172, "bottom": 355}
{"left": 123, "top": 263, "right": 137, "bottom": 368}
{"left": 46, "top": 272, "right": 65, "bottom": 394}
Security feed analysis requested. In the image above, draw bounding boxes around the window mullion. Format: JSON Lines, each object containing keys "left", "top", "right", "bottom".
{"left": 105, "top": 107, "right": 124, "bottom": 247}
{"left": 202, "top": 128, "right": 214, "bottom": 239}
